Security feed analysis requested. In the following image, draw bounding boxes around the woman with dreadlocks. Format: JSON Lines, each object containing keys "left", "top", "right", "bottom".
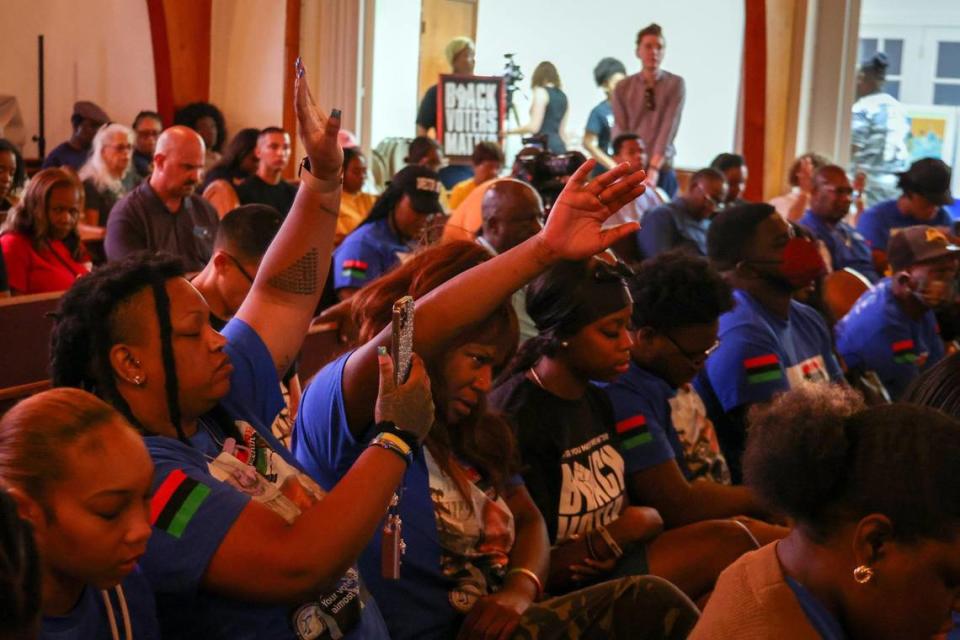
{"left": 48, "top": 61, "right": 434, "bottom": 640}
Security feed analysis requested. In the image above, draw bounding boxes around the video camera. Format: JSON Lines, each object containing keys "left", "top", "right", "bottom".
{"left": 512, "top": 135, "right": 587, "bottom": 211}
{"left": 503, "top": 53, "right": 523, "bottom": 111}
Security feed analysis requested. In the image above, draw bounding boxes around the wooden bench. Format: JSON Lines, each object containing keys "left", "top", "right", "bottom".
{"left": 0, "top": 291, "right": 62, "bottom": 414}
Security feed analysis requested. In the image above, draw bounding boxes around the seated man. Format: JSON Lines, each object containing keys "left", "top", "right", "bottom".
{"left": 709, "top": 153, "right": 748, "bottom": 207}
{"left": 606, "top": 133, "right": 664, "bottom": 265}
{"left": 477, "top": 179, "right": 544, "bottom": 343}
{"left": 41, "top": 101, "right": 109, "bottom": 171}
{"left": 695, "top": 203, "right": 843, "bottom": 482}
{"left": 856, "top": 157, "right": 954, "bottom": 273}
{"left": 190, "top": 203, "right": 301, "bottom": 444}
{"left": 234, "top": 127, "right": 298, "bottom": 217}
{"left": 835, "top": 226, "right": 959, "bottom": 400}
{"left": 447, "top": 141, "right": 503, "bottom": 210}
{"left": 105, "top": 126, "right": 219, "bottom": 271}
{"left": 635, "top": 168, "right": 725, "bottom": 260}
{"left": 799, "top": 164, "right": 879, "bottom": 283}
{"left": 601, "top": 252, "right": 769, "bottom": 528}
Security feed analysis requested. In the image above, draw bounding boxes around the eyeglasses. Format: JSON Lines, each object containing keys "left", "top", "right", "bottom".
{"left": 662, "top": 332, "right": 720, "bottom": 365}
{"left": 644, "top": 86, "right": 656, "bottom": 111}
{"left": 223, "top": 252, "right": 255, "bottom": 283}
{"left": 107, "top": 144, "right": 134, "bottom": 153}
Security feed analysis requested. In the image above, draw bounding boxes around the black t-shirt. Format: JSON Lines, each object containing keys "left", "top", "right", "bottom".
{"left": 416, "top": 84, "right": 439, "bottom": 132}
{"left": 489, "top": 373, "right": 627, "bottom": 544}
{"left": 234, "top": 175, "right": 298, "bottom": 217}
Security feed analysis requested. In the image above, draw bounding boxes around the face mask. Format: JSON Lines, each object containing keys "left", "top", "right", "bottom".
{"left": 749, "top": 237, "right": 827, "bottom": 291}
{"left": 912, "top": 274, "right": 956, "bottom": 308}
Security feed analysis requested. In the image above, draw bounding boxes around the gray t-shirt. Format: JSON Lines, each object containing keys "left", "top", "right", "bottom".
{"left": 105, "top": 181, "right": 219, "bottom": 271}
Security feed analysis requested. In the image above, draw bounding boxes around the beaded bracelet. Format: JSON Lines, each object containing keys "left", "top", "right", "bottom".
{"left": 368, "top": 432, "right": 412, "bottom": 465}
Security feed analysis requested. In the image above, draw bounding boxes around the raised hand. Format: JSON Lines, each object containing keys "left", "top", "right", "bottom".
{"left": 538, "top": 159, "right": 646, "bottom": 261}
{"left": 294, "top": 57, "right": 343, "bottom": 181}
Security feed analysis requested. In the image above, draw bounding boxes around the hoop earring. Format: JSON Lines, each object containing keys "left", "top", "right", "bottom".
{"left": 853, "top": 565, "right": 874, "bottom": 584}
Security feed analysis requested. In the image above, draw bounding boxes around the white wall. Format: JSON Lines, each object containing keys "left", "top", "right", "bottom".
{"left": 209, "top": 0, "right": 286, "bottom": 136}
{"left": 0, "top": 0, "right": 156, "bottom": 158}
{"left": 861, "top": 0, "right": 960, "bottom": 27}
{"left": 369, "top": 0, "right": 422, "bottom": 146}
{"left": 475, "top": 0, "right": 745, "bottom": 169}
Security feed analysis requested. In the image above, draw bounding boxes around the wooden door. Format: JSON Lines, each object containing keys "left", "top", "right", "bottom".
{"left": 418, "top": 0, "right": 477, "bottom": 107}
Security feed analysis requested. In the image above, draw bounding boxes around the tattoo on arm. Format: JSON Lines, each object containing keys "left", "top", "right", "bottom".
{"left": 267, "top": 248, "right": 320, "bottom": 295}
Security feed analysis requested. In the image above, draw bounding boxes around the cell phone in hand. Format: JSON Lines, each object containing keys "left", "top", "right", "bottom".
{"left": 391, "top": 296, "right": 415, "bottom": 385}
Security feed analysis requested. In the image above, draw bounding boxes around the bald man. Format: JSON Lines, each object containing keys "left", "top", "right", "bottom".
{"left": 798, "top": 165, "right": 879, "bottom": 283}
{"left": 476, "top": 179, "right": 543, "bottom": 342}
{"left": 105, "top": 125, "right": 220, "bottom": 270}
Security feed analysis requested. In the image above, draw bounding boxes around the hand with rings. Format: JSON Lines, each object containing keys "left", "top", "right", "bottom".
{"left": 538, "top": 159, "right": 647, "bottom": 262}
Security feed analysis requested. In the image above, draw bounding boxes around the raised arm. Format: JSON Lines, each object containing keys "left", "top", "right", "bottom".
{"left": 235, "top": 59, "right": 342, "bottom": 376}
{"left": 342, "top": 159, "right": 647, "bottom": 428}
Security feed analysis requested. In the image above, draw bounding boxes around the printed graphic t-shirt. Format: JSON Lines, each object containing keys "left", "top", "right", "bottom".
{"left": 141, "top": 319, "right": 387, "bottom": 640}
{"left": 489, "top": 373, "right": 626, "bottom": 544}
{"left": 292, "top": 352, "right": 522, "bottom": 640}
{"left": 834, "top": 277, "right": 944, "bottom": 399}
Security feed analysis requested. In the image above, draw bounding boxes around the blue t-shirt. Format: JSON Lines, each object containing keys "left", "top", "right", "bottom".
{"left": 834, "top": 278, "right": 944, "bottom": 400}
{"left": 141, "top": 320, "right": 387, "bottom": 640}
{"left": 855, "top": 198, "right": 953, "bottom": 251}
{"left": 292, "top": 352, "right": 464, "bottom": 640}
{"left": 799, "top": 211, "right": 879, "bottom": 283}
{"left": 41, "top": 142, "right": 90, "bottom": 171}
{"left": 598, "top": 363, "right": 687, "bottom": 477}
{"left": 585, "top": 100, "right": 614, "bottom": 177}
{"left": 332, "top": 218, "right": 411, "bottom": 291}
{"left": 41, "top": 569, "right": 160, "bottom": 640}
{"left": 695, "top": 290, "right": 843, "bottom": 477}
{"left": 636, "top": 202, "right": 710, "bottom": 260}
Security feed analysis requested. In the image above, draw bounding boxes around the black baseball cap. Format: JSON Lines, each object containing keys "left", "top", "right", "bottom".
{"left": 898, "top": 158, "right": 954, "bottom": 206}
{"left": 887, "top": 225, "right": 960, "bottom": 271}
{"left": 390, "top": 165, "right": 444, "bottom": 215}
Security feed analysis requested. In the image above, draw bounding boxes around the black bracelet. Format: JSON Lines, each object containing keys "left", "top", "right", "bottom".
{"left": 375, "top": 421, "right": 420, "bottom": 452}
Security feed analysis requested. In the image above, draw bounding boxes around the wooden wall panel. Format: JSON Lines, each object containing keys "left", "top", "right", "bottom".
{"left": 146, "top": 0, "right": 212, "bottom": 125}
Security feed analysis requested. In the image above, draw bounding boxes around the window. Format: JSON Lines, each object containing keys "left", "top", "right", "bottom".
{"left": 858, "top": 37, "right": 904, "bottom": 99}
{"left": 933, "top": 41, "right": 960, "bottom": 106}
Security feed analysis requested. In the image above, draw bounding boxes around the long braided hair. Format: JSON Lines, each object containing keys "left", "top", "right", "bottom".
{"left": 49, "top": 252, "right": 191, "bottom": 442}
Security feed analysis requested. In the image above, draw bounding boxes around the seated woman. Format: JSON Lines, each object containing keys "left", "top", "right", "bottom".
{"left": 174, "top": 101, "right": 227, "bottom": 171}
{"left": 331, "top": 165, "right": 444, "bottom": 301}
{"left": 78, "top": 123, "right": 140, "bottom": 235}
{"left": 293, "top": 167, "right": 699, "bottom": 639}
{"left": 508, "top": 62, "right": 569, "bottom": 154}
{"left": 693, "top": 384, "right": 960, "bottom": 639}
{"left": 0, "top": 137, "right": 26, "bottom": 214}
{"left": 0, "top": 168, "right": 90, "bottom": 295}
{"left": 336, "top": 146, "right": 377, "bottom": 245}
{"left": 201, "top": 127, "right": 260, "bottom": 218}
{"left": 0, "top": 387, "right": 160, "bottom": 639}
{"left": 48, "top": 62, "right": 433, "bottom": 639}
{"left": 490, "top": 259, "right": 777, "bottom": 603}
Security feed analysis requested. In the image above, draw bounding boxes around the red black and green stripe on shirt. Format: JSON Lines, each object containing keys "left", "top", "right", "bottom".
{"left": 892, "top": 339, "right": 918, "bottom": 364}
{"left": 744, "top": 354, "right": 782, "bottom": 384}
{"left": 150, "top": 469, "right": 211, "bottom": 539}
{"left": 341, "top": 259, "right": 369, "bottom": 281}
{"left": 616, "top": 414, "right": 652, "bottom": 450}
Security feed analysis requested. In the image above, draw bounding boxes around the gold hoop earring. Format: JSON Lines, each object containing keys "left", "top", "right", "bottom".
{"left": 853, "top": 565, "right": 874, "bottom": 584}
